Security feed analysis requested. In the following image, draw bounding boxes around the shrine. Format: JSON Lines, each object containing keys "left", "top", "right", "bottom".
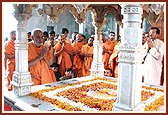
{"left": 3, "top": 3, "right": 165, "bottom": 112}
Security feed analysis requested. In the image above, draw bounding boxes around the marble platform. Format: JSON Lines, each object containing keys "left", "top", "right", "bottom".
{"left": 3, "top": 76, "right": 165, "bottom": 112}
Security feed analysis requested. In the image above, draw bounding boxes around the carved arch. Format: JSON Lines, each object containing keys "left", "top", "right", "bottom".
{"left": 42, "top": 4, "right": 86, "bottom": 24}
{"left": 86, "top": 4, "right": 121, "bottom": 24}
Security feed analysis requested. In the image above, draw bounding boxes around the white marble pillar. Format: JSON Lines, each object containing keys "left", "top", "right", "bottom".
{"left": 79, "top": 23, "right": 84, "bottom": 33}
{"left": 113, "top": 4, "right": 144, "bottom": 111}
{"left": 90, "top": 22, "right": 104, "bottom": 77}
{"left": 12, "top": 5, "right": 33, "bottom": 97}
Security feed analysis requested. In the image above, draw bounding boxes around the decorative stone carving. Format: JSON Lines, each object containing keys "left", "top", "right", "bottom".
{"left": 13, "top": 4, "right": 33, "bottom": 14}
{"left": 72, "top": 4, "right": 89, "bottom": 13}
{"left": 12, "top": 72, "right": 32, "bottom": 97}
{"left": 142, "top": 4, "right": 164, "bottom": 25}
{"left": 40, "top": 4, "right": 87, "bottom": 24}
{"left": 119, "top": 42, "right": 138, "bottom": 50}
{"left": 123, "top": 6, "right": 142, "bottom": 14}
{"left": 87, "top": 4, "right": 121, "bottom": 24}
{"left": 150, "top": 4, "right": 164, "bottom": 15}
{"left": 119, "top": 52, "right": 135, "bottom": 61}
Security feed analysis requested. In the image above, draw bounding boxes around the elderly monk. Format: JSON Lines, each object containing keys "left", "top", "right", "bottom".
{"left": 54, "top": 34, "right": 73, "bottom": 76}
{"left": 28, "top": 28, "right": 56, "bottom": 85}
{"left": 71, "top": 33, "right": 87, "bottom": 77}
{"left": 4, "top": 30, "right": 16, "bottom": 91}
{"left": 80, "top": 37, "right": 94, "bottom": 77}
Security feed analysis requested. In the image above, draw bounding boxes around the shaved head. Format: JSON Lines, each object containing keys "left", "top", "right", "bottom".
{"left": 31, "top": 28, "right": 43, "bottom": 47}
{"left": 32, "top": 28, "right": 43, "bottom": 36}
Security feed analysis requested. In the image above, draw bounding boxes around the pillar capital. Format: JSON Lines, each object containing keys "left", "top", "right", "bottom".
{"left": 13, "top": 4, "right": 32, "bottom": 21}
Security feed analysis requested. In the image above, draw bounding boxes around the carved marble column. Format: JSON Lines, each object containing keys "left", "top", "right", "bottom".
{"left": 12, "top": 4, "right": 33, "bottom": 97}
{"left": 76, "top": 19, "right": 85, "bottom": 34}
{"left": 79, "top": 23, "right": 84, "bottom": 33}
{"left": 113, "top": 4, "right": 144, "bottom": 111}
{"left": 90, "top": 22, "right": 104, "bottom": 77}
{"left": 89, "top": 5, "right": 108, "bottom": 77}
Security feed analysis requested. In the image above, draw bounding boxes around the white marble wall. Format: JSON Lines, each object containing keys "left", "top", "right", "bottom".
{"left": 27, "top": 9, "right": 79, "bottom": 38}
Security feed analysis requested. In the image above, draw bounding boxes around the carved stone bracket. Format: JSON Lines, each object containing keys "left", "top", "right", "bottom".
{"left": 13, "top": 4, "right": 33, "bottom": 14}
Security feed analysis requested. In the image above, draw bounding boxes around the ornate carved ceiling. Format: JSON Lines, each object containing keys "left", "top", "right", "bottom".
{"left": 12, "top": 4, "right": 164, "bottom": 26}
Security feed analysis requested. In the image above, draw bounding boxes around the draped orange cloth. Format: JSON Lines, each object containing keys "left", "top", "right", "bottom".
{"left": 4, "top": 39, "right": 15, "bottom": 90}
{"left": 102, "top": 40, "right": 117, "bottom": 69}
{"left": 54, "top": 41, "right": 73, "bottom": 76}
{"left": 65, "top": 38, "right": 72, "bottom": 44}
{"left": 108, "top": 41, "right": 121, "bottom": 78}
{"left": 28, "top": 42, "right": 56, "bottom": 85}
{"left": 71, "top": 41, "right": 87, "bottom": 77}
{"left": 80, "top": 44, "right": 93, "bottom": 77}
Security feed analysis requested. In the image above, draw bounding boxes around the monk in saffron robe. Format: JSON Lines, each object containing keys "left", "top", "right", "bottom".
{"left": 28, "top": 29, "right": 56, "bottom": 85}
{"left": 71, "top": 33, "right": 87, "bottom": 77}
{"left": 103, "top": 31, "right": 117, "bottom": 69}
{"left": 44, "top": 30, "right": 57, "bottom": 66}
{"left": 80, "top": 37, "right": 94, "bottom": 77}
{"left": 54, "top": 34, "right": 73, "bottom": 76}
{"left": 102, "top": 39, "right": 116, "bottom": 69}
{"left": 108, "top": 41, "right": 121, "bottom": 78}
{"left": 4, "top": 31, "right": 16, "bottom": 91}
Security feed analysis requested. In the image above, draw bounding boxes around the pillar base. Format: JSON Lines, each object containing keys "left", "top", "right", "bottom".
{"left": 12, "top": 71, "right": 33, "bottom": 97}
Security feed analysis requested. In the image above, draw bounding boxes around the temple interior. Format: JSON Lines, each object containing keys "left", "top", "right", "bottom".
{"left": 2, "top": 3, "right": 165, "bottom": 112}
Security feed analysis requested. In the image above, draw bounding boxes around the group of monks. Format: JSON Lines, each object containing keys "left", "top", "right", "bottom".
{"left": 4, "top": 28, "right": 121, "bottom": 91}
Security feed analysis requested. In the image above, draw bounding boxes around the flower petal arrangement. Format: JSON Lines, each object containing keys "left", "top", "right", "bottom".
{"left": 30, "top": 77, "right": 164, "bottom": 111}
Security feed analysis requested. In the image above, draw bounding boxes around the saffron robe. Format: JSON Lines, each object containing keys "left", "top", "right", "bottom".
{"left": 108, "top": 41, "right": 121, "bottom": 78}
{"left": 80, "top": 44, "right": 93, "bottom": 77}
{"left": 102, "top": 40, "right": 117, "bottom": 68}
{"left": 28, "top": 42, "right": 56, "bottom": 85}
{"left": 71, "top": 41, "right": 87, "bottom": 77}
{"left": 44, "top": 40, "right": 57, "bottom": 65}
{"left": 54, "top": 41, "right": 73, "bottom": 76}
{"left": 4, "top": 38, "right": 15, "bottom": 90}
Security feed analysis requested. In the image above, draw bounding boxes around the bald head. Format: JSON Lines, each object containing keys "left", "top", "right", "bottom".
{"left": 31, "top": 28, "right": 43, "bottom": 47}
{"left": 32, "top": 28, "right": 43, "bottom": 36}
